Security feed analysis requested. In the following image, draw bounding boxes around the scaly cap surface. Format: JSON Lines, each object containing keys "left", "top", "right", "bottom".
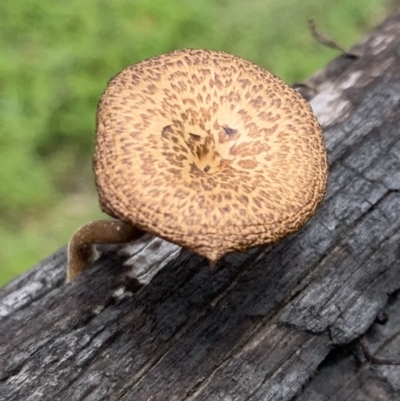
{"left": 94, "top": 49, "right": 328, "bottom": 262}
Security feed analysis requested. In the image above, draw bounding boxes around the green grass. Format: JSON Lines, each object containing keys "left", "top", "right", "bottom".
{"left": 0, "top": 0, "right": 396, "bottom": 286}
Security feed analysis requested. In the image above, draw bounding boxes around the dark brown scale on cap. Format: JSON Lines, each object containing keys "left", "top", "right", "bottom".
{"left": 67, "top": 49, "right": 328, "bottom": 281}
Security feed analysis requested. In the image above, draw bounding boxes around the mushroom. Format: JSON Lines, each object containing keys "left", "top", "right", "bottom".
{"left": 67, "top": 49, "right": 328, "bottom": 282}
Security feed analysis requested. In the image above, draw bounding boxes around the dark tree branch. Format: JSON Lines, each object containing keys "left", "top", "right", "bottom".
{"left": 2, "top": 9, "right": 400, "bottom": 401}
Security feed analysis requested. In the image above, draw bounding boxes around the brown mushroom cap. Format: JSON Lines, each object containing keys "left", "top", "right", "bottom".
{"left": 94, "top": 49, "right": 328, "bottom": 262}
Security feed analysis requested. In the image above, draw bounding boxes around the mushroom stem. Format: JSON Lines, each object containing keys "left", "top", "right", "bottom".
{"left": 67, "top": 220, "right": 144, "bottom": 282}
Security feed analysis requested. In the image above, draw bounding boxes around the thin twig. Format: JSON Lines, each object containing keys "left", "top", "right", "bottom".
{"left": 308, "top": 19, "right": 359, "bottom": 57}
{"left": 359, "top": 336, "right": 400, "bottom": 366}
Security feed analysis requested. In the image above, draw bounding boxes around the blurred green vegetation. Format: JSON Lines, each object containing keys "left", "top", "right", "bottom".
{"left": 0, "top": 0, "right": 396, "bottom": 286}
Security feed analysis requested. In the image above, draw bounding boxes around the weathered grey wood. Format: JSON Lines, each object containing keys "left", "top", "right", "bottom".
{"left": 2, "top": 11, "right": 400, "bottom": 401}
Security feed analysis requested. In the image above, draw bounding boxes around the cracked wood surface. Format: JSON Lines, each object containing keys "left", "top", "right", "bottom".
{"left": 2, "top": 11, "right": 400, "bottom": 401}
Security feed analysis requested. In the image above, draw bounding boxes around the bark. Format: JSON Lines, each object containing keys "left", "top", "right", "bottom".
{"left": 2, "top": 10, "right": 400, "bottom": 401}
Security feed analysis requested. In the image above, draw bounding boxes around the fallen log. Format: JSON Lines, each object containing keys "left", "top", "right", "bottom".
{"left": 1, "top": 10, "right": 400, "bottom": 401}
